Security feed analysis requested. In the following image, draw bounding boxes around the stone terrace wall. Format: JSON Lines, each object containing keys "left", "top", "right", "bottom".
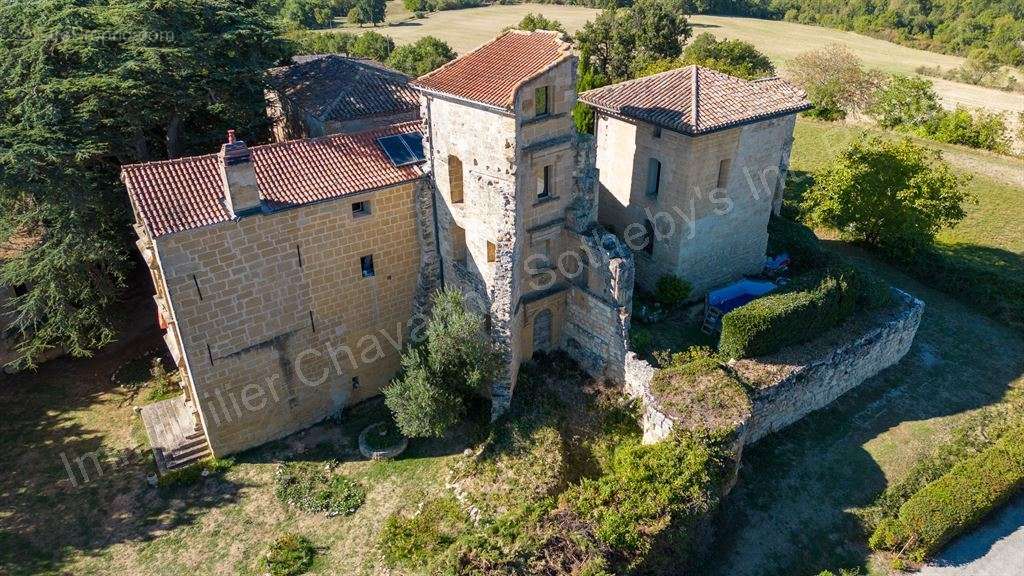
{"left": 732, "top": 289, "right": 924, "bottom": 443}
{"left": 623, "top": 289, "right": 924, "bottom": 446}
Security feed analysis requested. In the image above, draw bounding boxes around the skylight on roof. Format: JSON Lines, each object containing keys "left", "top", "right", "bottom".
{"left": 377, "top": 133, "right": 425, "bottom": 167}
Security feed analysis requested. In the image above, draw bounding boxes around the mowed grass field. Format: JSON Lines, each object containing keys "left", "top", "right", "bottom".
{"left": 337, "top": 3, "right": 1023, "bottom": 126}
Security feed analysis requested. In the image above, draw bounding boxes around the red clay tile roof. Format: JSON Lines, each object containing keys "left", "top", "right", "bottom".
{"left": 579, "top": 65, "right": 811, "bottom": 135}
{"left": 122, "top": 121, "right": 424, "bottom": 237}
{"left": 267, "top": 55, "right": 419, "bottom": 123}
{"left": 411, "top": 30, "right": 572, "bottom": 110}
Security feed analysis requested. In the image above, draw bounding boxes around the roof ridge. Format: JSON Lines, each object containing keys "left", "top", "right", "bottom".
{"left": 414, "top": 30, "right": 517, "bottom": 84}
{"left": 690, "top": 64, "right": 699, "bottom": 130}
{"left": 121, "top": 152, "right": 220, "bottom": 171}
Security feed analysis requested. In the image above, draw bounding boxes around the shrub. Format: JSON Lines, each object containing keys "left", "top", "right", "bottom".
{"left": 384, "top": 289, "right": 499, "bottom": 438}
{"left": 157, "top": 457, "right": 233, "bottom": 489}
{"left": 869, "top": 427, "right": 1024, "bottom": 559}
{"left": 922, "top": 107, "right": 1011, "bottom": 153}
{"left": 284, "top": 29, "right": 356, "bottom": 56}
{"left": 378, "top": 497, "right": 470, "bottom": 569}
{"left": 562, "top": 431, "right": 730, "bottom": 565}
{"left": 719, "top": 269, "right": 860, "bottom": 359}
{"left": 868, "top": 74, "right": 941, "bottom": 129}
{"left": 349, "top": 30, "right": 394, "bottom": 62}
{"left": 274, "top": 461, "right": 365, "bottom": 516}
{"left": 654, "top": 275, "right": 692, "bottom": 308}
{"left": 786, "top": 45, "right": 880, "bottom": 120}
{"left": 262, "top": 533, "right": 317, "bottom": 576}
{"left": 679, "top": 32, "right": 775, "bottom": 80}
{"left": 802, "top": 135, "right": 973, "bottom": 258}
{"left": 511, "top": 12, "right": 566, "bottom": 34}
{"left": 386, "top": 36, "right": 455, "bottom": 77}
{"left": 628, "top": 327, "right": 653, "bottom": 355}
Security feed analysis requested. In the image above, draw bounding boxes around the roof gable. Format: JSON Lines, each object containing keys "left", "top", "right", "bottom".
{"left": 579, "top": 65, "right": 811, "bottom": 135}
{"left": 411, "top": 30, "right": 573, "bottom": 110}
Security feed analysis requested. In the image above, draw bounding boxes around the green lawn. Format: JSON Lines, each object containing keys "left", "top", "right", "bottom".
{"left": 703, "top": 119, "right": 1024, "bottom": 576}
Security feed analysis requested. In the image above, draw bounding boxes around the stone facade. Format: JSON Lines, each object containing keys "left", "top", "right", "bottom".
{"left": 623, "top": 289, "right": 924, "bottom": 445}
{"left": 420, "top": 52, "right": 635, "bottom": 416}
{"left": 594, "top": 113, "right": 796, "bottom": 296}
{"left": 141, "top": 179, "right": 436, "bottom": 456}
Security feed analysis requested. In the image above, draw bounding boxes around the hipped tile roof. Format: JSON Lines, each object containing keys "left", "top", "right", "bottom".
{"left": 579, "top": 65, "right": 811, "bottom": 135}
{"left": 267, "top": 55, "right": 419, "bottom": 123}
{"left": 122, "top": 121, "right": 424, "bottom": 238}
{"left": 412, "top": 30, "right": 572, "bottom": 109}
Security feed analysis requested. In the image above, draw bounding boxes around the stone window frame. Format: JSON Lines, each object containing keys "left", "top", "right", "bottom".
{"left": 534, "top": 85, "right": 550, "bottom": 117}
{"left": 351, "top": 200, "right": 371, "bottom": 218}
{"left": 448, "top": 154, "right": 464, "bottom": 204}
{"left": 717, "top": 158, "right": 732, "bottom": 189}
{"left": 360, "top": 254, "right": 375, "bottom": 278}
{"left": 646, "top": 157, "right": 662, "bottom": 198}
{"left": 537, "top": 164, "right": 553, "bottom": 200}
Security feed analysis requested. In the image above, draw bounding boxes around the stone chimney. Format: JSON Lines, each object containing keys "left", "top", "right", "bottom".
{"left": 219, "top": 129, "right": 262, "bottom": 217}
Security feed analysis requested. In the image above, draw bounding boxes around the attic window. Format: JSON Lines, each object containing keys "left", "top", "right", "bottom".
{"left": 535, "top": 85, "right": 550, "bottom": 117}
{"left": 377, "top": 133, "right": 425, "bottom": 167}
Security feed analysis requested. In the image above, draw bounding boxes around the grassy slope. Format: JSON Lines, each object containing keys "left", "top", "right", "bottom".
{"left": 703, "top": 118, "right": 1024, "bottom": 576}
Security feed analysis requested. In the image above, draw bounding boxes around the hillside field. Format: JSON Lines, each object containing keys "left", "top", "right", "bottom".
{"left": 337, "top": 3, "right": 1023, "bottom": 137}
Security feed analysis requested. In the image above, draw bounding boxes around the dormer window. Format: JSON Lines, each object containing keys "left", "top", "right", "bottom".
{"left": 535, "top": 85, "right": 549, "bottom": 117}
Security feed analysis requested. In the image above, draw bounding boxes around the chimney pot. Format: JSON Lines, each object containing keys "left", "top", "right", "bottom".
{"left": 227, "top": 129, "right": 236, "bottom": 144}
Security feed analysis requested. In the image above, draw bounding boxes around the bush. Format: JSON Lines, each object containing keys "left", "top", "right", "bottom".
{"left": 262, "top": 533, "right": 317, "bottom": 576}
{"left": 284, "top": 29, "right": 356, "bottom": 56}
{"left": 386, "top": 36, "right": 455, "bottom": 77}
{"left": 921, "top": 107, "right": 1011, "bottom": 153}
{"left": 274, "top": 461, "right": 365, "bottom": 516}
{"left": 511, "top": 12, "right": 566, "bottom": 34}
{"left": 679, "top": 32, "right": 775, "bottom": 80}
{"left": 562, "top": 431, "right": 730, "bottom": 565}
{"left": 719, "top": 269, "right": 860, "bottom": 359}
{"left": 157, "top": 457, "right": 233, "bottom": 488}
{"left": 868, "top": 74, "right": 941, "bottom": 129}
{"left": 378, "top": 497, "right": 470, "bottom": 569}
{"left": 869, "top": 427, "right": 1024, "bottom": 559}
{"left": 802, "top": 135, "right": 972, "bottom": 258}
{"left": 654, "top": 275, "right": 691, "bottom": 308}
{"left": 384, "top": 289, "right": 499, "bottom": 438}
{"left": 628, "top": 327, "right": 653, "bottom": 355}
{"left": 349, "top": 30, "right": 394, "bottom": 62}
{"left": 786, "top": 45, "right": 880, "bottom": 120}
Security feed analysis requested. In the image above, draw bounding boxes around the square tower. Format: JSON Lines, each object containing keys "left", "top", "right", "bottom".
{"left": 413, "top": 31, "right": 589, "bottom": 415}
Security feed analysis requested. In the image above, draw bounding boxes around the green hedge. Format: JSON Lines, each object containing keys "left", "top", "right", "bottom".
{"left": 870, "top": 428, "right": 1024, "bottom": 559}
{"left": 719, "top": 270, "right": 860, "bottom": 359}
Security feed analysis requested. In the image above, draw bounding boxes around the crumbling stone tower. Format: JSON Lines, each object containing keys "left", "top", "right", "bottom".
{"left": 413, "top": 31, "right": 634, "bottom": 416}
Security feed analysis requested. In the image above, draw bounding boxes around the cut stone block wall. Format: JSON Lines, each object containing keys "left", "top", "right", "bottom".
{"left": 732, "top": 289, "right": 924, "bottom": 443}
{"left": 623, "top": 289, "right": 924, "bottom": 445}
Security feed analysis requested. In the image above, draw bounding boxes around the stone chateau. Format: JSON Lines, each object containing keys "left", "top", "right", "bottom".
{"left": 120, "top": 30, "right": 810, "bottom": 467}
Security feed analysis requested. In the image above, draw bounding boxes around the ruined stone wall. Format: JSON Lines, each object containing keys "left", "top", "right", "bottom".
{"left": 593, "top": 113, "right": 797, "bottom": 296}
{"left": 152, "top": 180, "right": 430, "bottom": 456}
{"left": 732, "top": 289, "right": 924, "bottom": 443}
{"left": 623, "top": 289, "right": 924, "bottom": 446}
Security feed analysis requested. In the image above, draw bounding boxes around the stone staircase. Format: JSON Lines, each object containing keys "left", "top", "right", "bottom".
{"left": 140, "top": 395, "right": 213, "bottom": 475}
{"left": 156, "top": 431, "right": 212, "bottom": 473}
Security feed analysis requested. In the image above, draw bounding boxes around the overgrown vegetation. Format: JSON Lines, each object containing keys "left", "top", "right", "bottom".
{"left": 650, "top": 346, "right": 751, "bottom": 432}
{"left": 385, "top": 289, "right": 499, "bottom": 438}
{"left": 640, "top": 32, "right": 776, "bottom": 80}
{"left": 386, "top": 35, "right": 457, "bottom": 76}
{"left": 261, "top": 533, "right": 318, "bottom": 576}
{"left": 157, "top": 457, "right": 235, "bottom": 489}
{"left": 378, "top": 497, "right": 470, "bottom": 571}
{"left": 274, "top": 461, "right": 366, "bottom": 516}
{"left": 654, "top": 274, "right": 692, "bottom": 308}
{"left": 785, "top": 44, "right": 880, "bottom": 120}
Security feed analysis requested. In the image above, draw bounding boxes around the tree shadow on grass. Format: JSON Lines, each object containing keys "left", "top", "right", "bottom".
{"left": 0, "top": 295, "right": 248, "bottom": 576}
{"left": 699, "top": 241, "right": 1024, "bottom": 576}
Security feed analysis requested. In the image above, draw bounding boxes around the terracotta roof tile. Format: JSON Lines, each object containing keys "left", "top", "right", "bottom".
{"left": 122, "top": 121, "right": 424, "bottom": 238}
{"left": 412, "top": 30, "right": 572, "bottom": 109}
{"left": 267, "top": 55, "right": 419, "bottom": 123}
{"left": 579, "top": 66, "right": 811, "bottom": 135}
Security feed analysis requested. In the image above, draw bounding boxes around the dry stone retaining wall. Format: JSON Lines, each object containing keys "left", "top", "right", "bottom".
{"left": 623, "top": 288, "right": 924, "bottom": 446}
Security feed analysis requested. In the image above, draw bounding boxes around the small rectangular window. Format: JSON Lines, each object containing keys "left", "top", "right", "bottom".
{"left": 352, "top": 200, "right": 370, "bottom": 217}
{"left": 487, "top": 242, "right": 497, "bottom": 263}
{"left": 653, "top": 125, "right": 662, "bottom": 138}
{"left": 535, "top": 86, "right": 549, "bottom": 117}
{"left": 538, "top": 165, "right": 552, "bottom": 199}
{"left": 646, "top": 158, "right": 661, "bottom": 197}
{"left": 360, "top": 255, "right": 375, "bottom": 278}
{"left": 717, "top": 158, "right": 732, "bottom": 189}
